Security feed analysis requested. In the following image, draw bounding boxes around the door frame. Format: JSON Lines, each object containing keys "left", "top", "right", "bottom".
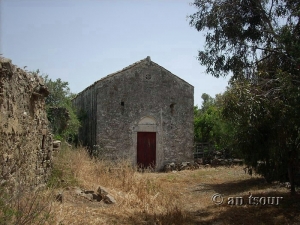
{"left": 132, "top": 116, "right": 161, "bottom": 170}
{"left": 137, "top": 132, "right": 156, "bottom": 168}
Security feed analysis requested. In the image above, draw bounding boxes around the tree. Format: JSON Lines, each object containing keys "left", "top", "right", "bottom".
{"left": 200, "top": 93, "right": 215, "bottom": 112}
{"left": 194, "top": 104, "right": 218, "bottom": 143}
{"left": 189, "top": 0, "right": 300, "bottom": 79}
{"left": 194, "top": 93, "right": 234, "bottom": 153}
{"left": 34, "top": 72, "right": 80, "bottom": 141}
{"left": 189, "top": 0, "right": 300, "bottom": 193}
{"left": 43, "top": 76, "right": 71, "bottom": 108}
{"left": 221, "top": 71, "right": 300, "bottom": 192}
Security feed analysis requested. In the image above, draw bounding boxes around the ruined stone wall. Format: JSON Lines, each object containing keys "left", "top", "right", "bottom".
{"left": 0, "top": 57, "right": 53, "bottom": 189}
{"left": 73, "top": 57, "right": 194, "bottom": 170}
{"left": 72, "top": 85, "right": 97, "bottom": 148}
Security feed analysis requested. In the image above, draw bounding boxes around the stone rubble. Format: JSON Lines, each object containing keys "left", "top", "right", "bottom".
{"left": 163, "top": 156, "right": 244, "bottom": 172}
{"left": 70, "top": 186, "right": 116, "bottom": 204}
{"left": 0, "top": 56, "right": 58, "bottom": 190}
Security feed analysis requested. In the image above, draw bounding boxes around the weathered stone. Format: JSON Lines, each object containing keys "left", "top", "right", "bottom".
{"left": 192, "top": 162, "right": 200, "bottom": 169}
{"left": 75, "top": 188, "right": 95, "bottom": 201}
{"left": 104, "top": 194, "right": 116, "bottom": 204}
{"left": 163, "top": 162, "right": 177, "bottom": 172}
{"left": 53, "top": 140, "right": 61, "bottom": 148}
{"left": 163, "top": 164, "right": 172, "bottom": 172}
{"left": 74, "top": 187, "right": 84, "bottom": 195}
{"left": 73, "top": 56, "right": 194, "bottom": 170}
{"left": 232, "top": 159, "right": 243, "bottom": 165}
{"left": 163, "top": 161, "right": 193, "bottom": 172}
{"left": 195, "top": 158, "right": 203, "bottom": 165}
{"left": 97, "top": 186, "right": 109, "bottom": 197}
{"left": 0, "top": 56, "right": 54, "bottom": 191}
{"left": 0, "top": 57, "right": 12, "bottom": 71}
{"left": 74, "top": 187, "right": 115, "bottom": 203}
{"left": 83, "top": 193, "right": 94, "bottom": 201}
{"left": 179, "top": 163, "right": 189, "bottom": 170}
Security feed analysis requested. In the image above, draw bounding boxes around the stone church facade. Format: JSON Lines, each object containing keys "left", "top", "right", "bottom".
{"left": 73, "top": 56, "right": 194, "bottom": 170}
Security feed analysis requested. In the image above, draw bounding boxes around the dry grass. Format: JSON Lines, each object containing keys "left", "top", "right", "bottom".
{"left": 49, "top": 146, "right": 300, "bottom": 225}
{"left": 0, "top": 184, "right": 55, "bottom": 225}
{"left": 50, "top": 146, "right": 189, "bottom": 224}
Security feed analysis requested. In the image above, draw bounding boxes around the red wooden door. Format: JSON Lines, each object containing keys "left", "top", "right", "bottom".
{"left": 137, "top": 132, "right": 156, "bottom": 168}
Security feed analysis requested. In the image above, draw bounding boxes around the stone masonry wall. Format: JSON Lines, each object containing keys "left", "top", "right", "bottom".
{"left": 95, "top": 58, "right": 194, "bottom": 169}
{"left": 73, "top": 57, "right": 194, "bottom": 170}
{"left": 0, "top": 57, "right": 53, "bottom": 190}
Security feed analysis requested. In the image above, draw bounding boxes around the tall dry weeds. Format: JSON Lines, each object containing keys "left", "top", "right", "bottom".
{"left": 49, "top": 146, "right": 300, "bottom": 224}
{"left": 0, "top": 187, "right": 55, "bottom": 225}
{"left": 50, "top": 146, "right": 190, "bottom": 224}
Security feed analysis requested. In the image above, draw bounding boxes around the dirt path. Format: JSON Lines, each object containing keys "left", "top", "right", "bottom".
{"left": 51, "top": 166, "right": 299, "bottom": 225}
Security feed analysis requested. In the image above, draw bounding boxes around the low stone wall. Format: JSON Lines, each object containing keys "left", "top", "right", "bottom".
{"left": 0, "top": 57, "right": 54, "bottom": 190}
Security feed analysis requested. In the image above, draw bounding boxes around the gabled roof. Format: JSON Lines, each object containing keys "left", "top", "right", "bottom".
{"left": 74, "top": 56, "right": 193, "bottom": 98}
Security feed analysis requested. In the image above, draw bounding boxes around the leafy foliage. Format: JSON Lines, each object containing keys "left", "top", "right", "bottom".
{"left": 194, "top": 93, "right": 234, "bottom": 152}
{"left": 222, "top": 71, "right": 300, "bottom": 183}
{"left": 189, "top": 0, "right": 300, "bottom": 193}
{"left": 31, "top": 71, "right": 80, "bottom": 141}
{"left": 189, "top": 0, "right": 300, "bottom": 79}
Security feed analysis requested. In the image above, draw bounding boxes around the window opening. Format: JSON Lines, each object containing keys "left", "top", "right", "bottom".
{"left": 170, "top": 103, "right": 175, "bottom": 115}
{"left": 145, "top": 74, "right": 152, "bottom": 80}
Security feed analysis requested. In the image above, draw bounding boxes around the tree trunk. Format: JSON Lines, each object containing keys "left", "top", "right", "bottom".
{"left": 288, "top": 150, "right": 297, "bottom": 195}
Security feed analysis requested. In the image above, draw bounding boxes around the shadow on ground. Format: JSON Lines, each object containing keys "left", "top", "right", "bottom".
{"left": 194, "top": 177, "right": 270, "bottom": 195}
{"left": 80, "top": 192, "right": 300, "bottom": 225}
{"left": 192, "top": 192, "right": 300, "bottom": 225}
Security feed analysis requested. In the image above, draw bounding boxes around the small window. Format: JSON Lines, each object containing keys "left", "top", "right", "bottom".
{"left": 41, "top": 135, "right": 45, "bottom": 149}
{"left": 170, "top": 103, "right": 175, "bottom": 115}
{"left": 145, "top": 74, "right": 152, "bottom": 80}
{"left": 121, "top": 101, "right": 125, "bottom": 115}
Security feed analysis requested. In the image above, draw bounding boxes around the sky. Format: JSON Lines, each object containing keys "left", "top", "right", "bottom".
{"left": 1, "top": 0, "right": 230, "bottom": 107}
